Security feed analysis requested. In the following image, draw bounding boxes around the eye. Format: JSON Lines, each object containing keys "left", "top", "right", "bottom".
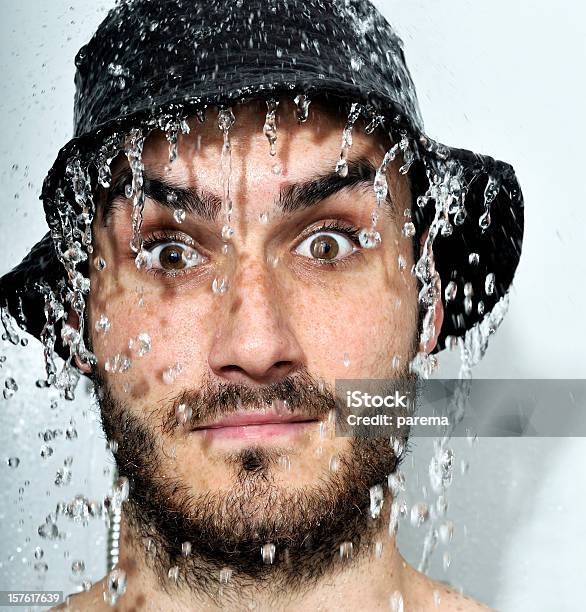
{"left": 144, "top": 241, "right": 204, "bottom": 272}
{"left": 294, "top": 230, "right": 356, "bottom": 262}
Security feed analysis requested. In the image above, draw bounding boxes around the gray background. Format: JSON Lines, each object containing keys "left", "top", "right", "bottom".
{"left": 0, "top": 1, "right": 584, "bottom": 609}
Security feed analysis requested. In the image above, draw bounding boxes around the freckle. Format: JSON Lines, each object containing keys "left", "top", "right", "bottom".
{"left": 230, "top": 296, "right": 243, "bottom": 314}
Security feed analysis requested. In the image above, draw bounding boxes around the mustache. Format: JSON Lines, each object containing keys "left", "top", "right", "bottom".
{"left": 161, "top": 369, "right": 338, "bottom": 435}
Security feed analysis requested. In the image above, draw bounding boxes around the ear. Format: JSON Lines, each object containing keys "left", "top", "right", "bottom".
{"left": 417, "top": 229, "right": 444, "bottom": 354}
{"left": 66, "top": 308, "right": 92, "bottom": 373}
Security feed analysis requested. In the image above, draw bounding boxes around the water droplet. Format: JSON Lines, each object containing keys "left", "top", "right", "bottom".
{"left": 168, "top": 566, "right": 179, "bottom": 582}
{"left": 339, "top": 541, "right": 353, "bottom": 560}
{"left": 397, "top": 255, "right": 407, "bottom": 271}
{"left": 410, "top": 502, "right": 429, "bottom": 527}
{"left": 5, "top": 377, "right": 18, "bottom": 392}
{"left": 464, "top": 296, "right": 473, "bottom": 315}
{"left": 336, "top": 103, "right": 361, "bottom": 176}
{"left": 219, "top": 567, "right": 233, "bottom": 584}
{"left": 468, "top": 252, "right": 479, "bottom": 265}
{"left": 358, "top": 229, "right": 381, "bottom": 249}
{"left": 479, "top": 210, "right": 491, "bottom": 231}
{"left": 71, "top": 560, "right": 85, "bottom": 575}
{"left": 38, "top": 520, "right": 58, "bottom": 540}
{"left": 263, "top": 99, "right": 279, "bottom": 156}
{"left": 175, "top": 403, "right": 192, "bottom": 426}
{"left": 278, "top": 455, "right": 291, "bottom": 471}
{"left": 104, "top": 568, "right": 127, "bottom": 606}
{"left": 294, "top": 94, "right": 311, "bottom": 123}
{"left": 258, "top": 211, "right": 269, "bottom": 224}
{"left": 7, "top": 456, "right": 20, "bottom": 468}
{"left": 261, "top": 543, "right": 276, "bottom": 564}
{"left": 40, "top": 445, "right": 53, "bottom": 459}
{"left": 128, "top": 333, "right": 151, "bottom": 357}
{"left": 94, "top": 256, "right": 107, "bottom": 271}
{"left": 104, "top": 354, "right": 131, "bottom": 373}
{"left": 162, "top": 362, "right": 182, "bottom": 385}
{"left": 329, "top": 455, "right": 340, "bottom": 472}
{"left": 124, "top": 184, "right": 133, "bottom": 199}
{"left": 181, "top": 541, "right": 192, "bottom": 557}
{"left": 387, "top": 471, "right": 406, "bottom": 496}
{"left": 34, "top": 547, "right": 44, "bottom": 560}
{"left": 442, "top": 551, "right": 451, "bottom": 571}
{"left": 111, "top": 476, "right": 129, "bottom": 511}
{"left": 55, "top": 466, "right": 72, "bottom": 487}
{"left": 402, "top": 222, "right": 415, "bottom": 238}
{"left": 433, "top": 590, "right": 441, "bottom": 607}
{"left": 485, "top": 273, "right": 495, "bottom": 295}
{"left": 34, "top": 562, "right": 49, "bottom": 573}
{"left": 135, "top": 249, "right": 152, "bottom": 270}
{"left": 212, "top": 277, "right": 230, "bottom": 295}
{"left": 174, "top": 209, "right": 186, "bottom": 223}
{"left": 146, "top": 538, "right": 156, "bottom": 556}
{"left": 375, "top": 541, "right": 383, "bottom": 558}
{"left": 95, "top": 314, "right": 111, "bottom": 334}
{"left": 436, "top": 495, "right": 449, "bottom": 517}
{"left": 221, "top": 224, "right": 235, "bottom": 241}
{"left": 438, "top": 521, "right": 454, "bottom": 544}
{"left": 477, "top": 301, "right": 485, "bottom": 316}
{"left": 389, "top": 591, "right": 404, "bottom": 612}
{"left": 342, "top": 353, "right": 350, "bottom": 368}
{"left": 369, "top": 484, "right": 384, "bottom": 519}
{"left": 391, "top": 355, "right": 401, "bottom": 370}
{"left": 444, "top": 281, "right": 457, "bottom": 302}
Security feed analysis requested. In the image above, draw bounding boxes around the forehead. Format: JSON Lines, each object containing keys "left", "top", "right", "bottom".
{"left": 133, "top": 98, "right": 392, "bottom": 179}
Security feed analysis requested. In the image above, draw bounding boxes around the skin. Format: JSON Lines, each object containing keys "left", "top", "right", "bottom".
{"left": 56, "top": 98, "right": 489, "bottom": 611}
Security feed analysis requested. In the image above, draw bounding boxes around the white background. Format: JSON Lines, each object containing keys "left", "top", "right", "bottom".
{"left": 0, "top": 1, "right": 585, "bottom": 609}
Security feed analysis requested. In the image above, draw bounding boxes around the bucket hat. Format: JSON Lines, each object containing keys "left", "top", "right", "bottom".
{"left": 0, "top": 0, "right": 524, "bottom": 362}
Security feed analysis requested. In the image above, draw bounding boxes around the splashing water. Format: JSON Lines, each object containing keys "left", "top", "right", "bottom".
{"left": 104, "top": 568, "right": 127, "bottom": 606}
{"left": 335, "top": 102, "right": 362, "bottom": 177}
{"left": 294, "top": 94, "right": 311, "bottom": 123}
{"left": 261, "top": 543, "right": 276, "bottom": 564}
{"left": 339, "top": 541, "right": 353, "bottom": 560}
{"left": 218, "top": 108, "right": 236, "bottom": 240}
{"left": 125, "top": 129, "right": 146, "bottom": 255}
{"left": 479, "top": 175, "right": 501, "bottom": 232}
{"left": 263, "top": 99, "right": 279, "bottom": 156}
{"left": 161, "top": 115, "right": 190, "bottom": 163}
{"left": 362, "top": 141, "right": 401, "bottom": 248}
{"left": 369, "top": 484, "right": 384, "bottom": 519}
{"left": 389, "top": 591, "right": 404, "bottom": 612}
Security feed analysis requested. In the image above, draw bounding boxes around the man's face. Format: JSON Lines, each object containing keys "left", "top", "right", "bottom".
{"left": 86, "top": 98, "right": 422, "bottom": 577}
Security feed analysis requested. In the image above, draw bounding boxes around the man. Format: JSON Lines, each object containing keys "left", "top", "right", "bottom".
{"left": 0, "top": 0, "right": 523, "bottom": 610}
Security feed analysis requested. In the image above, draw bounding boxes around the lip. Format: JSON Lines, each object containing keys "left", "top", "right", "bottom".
{"left": 190, "top": 411, "right": 320, "bottom": 441}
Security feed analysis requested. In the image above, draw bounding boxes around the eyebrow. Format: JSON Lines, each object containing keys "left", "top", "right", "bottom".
{"left": 102, "top": 157, "right": 397, "bottom": 226}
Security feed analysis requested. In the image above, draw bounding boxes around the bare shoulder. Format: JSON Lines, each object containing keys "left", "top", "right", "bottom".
{"left": 50, "top": 580, "right": 108, "bottom": 612}
{"left": 430, "top": 580, "right": 493, "bottom": 611}
{"left": 401, "top": 561, "right": 493, "bottom": 611}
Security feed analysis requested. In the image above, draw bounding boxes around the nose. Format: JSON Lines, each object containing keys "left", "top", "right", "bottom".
{"left": 207, "top": 258, "right": 305, "bottom": 386}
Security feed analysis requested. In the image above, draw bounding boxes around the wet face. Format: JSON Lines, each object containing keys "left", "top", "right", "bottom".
{"left": 85, "top": 98, "right": 432, "bottom": 583}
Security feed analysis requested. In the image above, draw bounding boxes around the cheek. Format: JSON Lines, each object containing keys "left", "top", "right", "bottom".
{"left": 89, "top": 269, "right": 216, "bottom": 400}
{"left": 288, "top": 268, "right": 418, "bottom": 379}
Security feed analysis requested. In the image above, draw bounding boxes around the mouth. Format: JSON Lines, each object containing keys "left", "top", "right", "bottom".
{"left": 189, "top": 411, "right": 321, "bottom": 441}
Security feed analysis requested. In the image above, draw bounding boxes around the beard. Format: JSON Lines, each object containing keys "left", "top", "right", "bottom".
{"left": 95, "top": 367, "right": 413, "bottom": 601}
